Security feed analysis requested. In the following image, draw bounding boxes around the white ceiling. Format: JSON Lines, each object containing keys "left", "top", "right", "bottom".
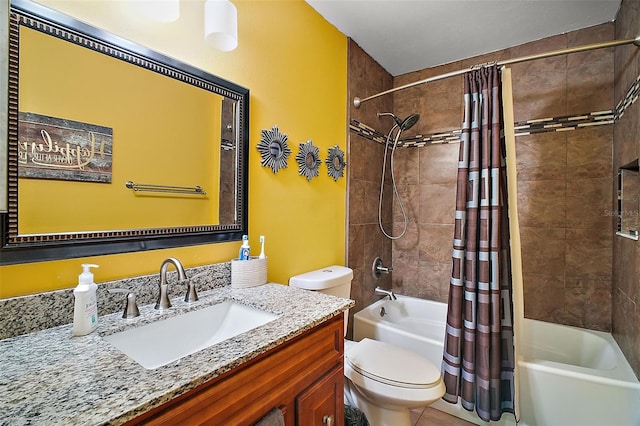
{"left": 305, "top": 0, "right": 622, "bottom": 76}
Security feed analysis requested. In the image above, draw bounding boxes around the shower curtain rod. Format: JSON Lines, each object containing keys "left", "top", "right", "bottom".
{"left": 353, "top": 35, "right": 640, "bottom": 108}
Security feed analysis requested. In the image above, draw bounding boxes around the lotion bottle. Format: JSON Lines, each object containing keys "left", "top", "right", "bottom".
{"left": 73, "top": 264, "right": 99, "bottom": 336}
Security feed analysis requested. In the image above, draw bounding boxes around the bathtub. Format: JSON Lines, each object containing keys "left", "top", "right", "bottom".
{"left": 353, "top": 295, "right": 640, "bottom": 426}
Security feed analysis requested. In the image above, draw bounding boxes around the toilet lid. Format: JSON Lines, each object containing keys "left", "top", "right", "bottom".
{"left": 345, "top": 338, "right": 441, "bottom": 388}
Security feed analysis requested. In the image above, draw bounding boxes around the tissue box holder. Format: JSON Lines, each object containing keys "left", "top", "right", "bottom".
{"left": 231, "top": 257, "right": 267, "bottom": 288}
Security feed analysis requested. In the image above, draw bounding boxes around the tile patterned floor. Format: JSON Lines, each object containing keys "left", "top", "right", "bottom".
{"left": 411, "top": 407, "right": 477, "bottom": 426}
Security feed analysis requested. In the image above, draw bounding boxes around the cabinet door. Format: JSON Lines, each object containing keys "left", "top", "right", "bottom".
{"left": 296, "top": 365, "right": 343, "bottom": 426}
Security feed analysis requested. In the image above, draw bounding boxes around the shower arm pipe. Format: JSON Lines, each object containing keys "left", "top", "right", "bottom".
{"left": 353, "top": 35, "right": 640, "bottom": 108}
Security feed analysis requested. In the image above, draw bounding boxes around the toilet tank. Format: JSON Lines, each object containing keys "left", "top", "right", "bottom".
{"left": 289, "top": 265, "right": 353, "bottom": 299}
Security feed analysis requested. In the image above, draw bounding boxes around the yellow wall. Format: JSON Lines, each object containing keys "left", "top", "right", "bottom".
{"left": 0, "top": 0, "right": 347, "bottom": 297}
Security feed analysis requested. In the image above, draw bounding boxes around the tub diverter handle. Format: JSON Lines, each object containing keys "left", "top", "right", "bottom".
{"left": 372, "top": 257, "right": 393, "bottom": 278}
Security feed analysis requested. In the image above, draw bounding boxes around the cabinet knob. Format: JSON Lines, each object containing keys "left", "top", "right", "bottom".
{"left": 322, "top": 415, "right": 334, "bottom": 426}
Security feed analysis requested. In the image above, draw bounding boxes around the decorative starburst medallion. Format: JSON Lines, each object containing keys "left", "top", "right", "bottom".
{"left": 296, "top": 140, "right": 320, "bottom": 181}
{"left": 325, "top": 145, "right": 346, "bottom": 181}
{"left": 257, "top": 125, "right": 291, "bottom": 174}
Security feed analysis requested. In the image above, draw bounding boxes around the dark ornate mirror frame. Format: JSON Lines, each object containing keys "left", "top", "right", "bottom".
{"left": 0, "top": 0, "right": 249, "bottom": 265}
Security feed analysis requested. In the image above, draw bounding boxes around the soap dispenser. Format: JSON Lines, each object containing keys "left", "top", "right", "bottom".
{"left": 73, "top": 264, "right": 99, "bottom": 336}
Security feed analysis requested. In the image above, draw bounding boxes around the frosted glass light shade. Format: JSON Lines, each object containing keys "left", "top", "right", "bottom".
{"left": 204, "top": 0, "right": 238, "bottom": 52}
{"left": 133, "top": 0, "right": 180, "bottom": 23}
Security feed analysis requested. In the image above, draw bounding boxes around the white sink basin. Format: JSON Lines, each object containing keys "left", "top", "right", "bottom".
{"left": 104, "top": 301, "right": 280, "bottom": 369}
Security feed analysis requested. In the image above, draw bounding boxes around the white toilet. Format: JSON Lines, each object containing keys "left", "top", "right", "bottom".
{"left": 289, "top": 265, "right": 445, "bottom": 426}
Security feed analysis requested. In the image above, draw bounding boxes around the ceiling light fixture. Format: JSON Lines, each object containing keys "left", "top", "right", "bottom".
{"left": 204, "top": 0, "right": 238, "bottom": 52}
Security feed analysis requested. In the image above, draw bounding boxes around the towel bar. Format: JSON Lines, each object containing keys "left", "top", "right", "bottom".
{"left": 125, "top": 181, "right": 207, "bottom": 195}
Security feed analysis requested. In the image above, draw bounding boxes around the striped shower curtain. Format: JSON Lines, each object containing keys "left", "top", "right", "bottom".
{"left": 441, "top": 65, "right": 516, "bottom": 422}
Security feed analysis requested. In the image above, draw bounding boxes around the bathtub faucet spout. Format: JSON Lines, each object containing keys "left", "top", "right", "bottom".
{"left": 375, "top": 286, "right": 397, "bottom": 300}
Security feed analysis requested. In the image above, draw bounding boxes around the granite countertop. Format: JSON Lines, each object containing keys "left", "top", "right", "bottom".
{"left": 0, "top": 283, "right": 353, "bottom": 425}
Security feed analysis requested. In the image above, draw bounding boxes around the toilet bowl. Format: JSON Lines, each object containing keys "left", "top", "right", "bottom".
{"left": 289, "top": 266, "right": 445, "bottom": 426}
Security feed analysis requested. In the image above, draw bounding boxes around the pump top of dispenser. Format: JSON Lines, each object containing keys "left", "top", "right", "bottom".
{"left": 241, "top": 235, "right": 249, "bottom": 248}
{"left": 79, "top": 264, "right": 99, "bottom": 285}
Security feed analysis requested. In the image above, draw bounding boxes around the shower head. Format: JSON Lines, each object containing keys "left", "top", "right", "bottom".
{"left": 400, "top": 113, "right": 420, "bottom": 131}
{"left": 378, "top": 112, "right": 420, "bottom": 131}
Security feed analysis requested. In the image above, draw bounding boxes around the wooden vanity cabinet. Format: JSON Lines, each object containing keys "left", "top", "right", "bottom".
{"left": 127, "top": 314, "right": 344, "bottom": 426}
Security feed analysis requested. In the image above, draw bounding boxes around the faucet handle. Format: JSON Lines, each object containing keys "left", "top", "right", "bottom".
{"left": 109, "top": 289, "right": 141, "bottom": 318}
{"left": 181, "top": 271, "right": 207, "bottom": 303}
{"left": 155, "top": 281, "right": 172, "bottom": 310}
{"left": 372, "top": 257, "right": 393, "bottom": 278}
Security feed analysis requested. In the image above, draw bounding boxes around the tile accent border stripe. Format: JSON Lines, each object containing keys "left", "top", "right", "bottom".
{"left": 615, "top": 72, "right": 640, "bottom": 121}
{"left": 350, "top": 70, "right": 640, "bottom": 148}
{"left": 350, "top": 110, "right": 614, "bottom": 148}
{"left": 350, "top": 109, "right": 614, "bottom": 148}
{"left": 512, "top": 110, "right": 614, "bottom": 136}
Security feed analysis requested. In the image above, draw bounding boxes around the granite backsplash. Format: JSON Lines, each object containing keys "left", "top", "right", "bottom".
{"left": 0, "top": 261, "right": 231, "bottom": 339}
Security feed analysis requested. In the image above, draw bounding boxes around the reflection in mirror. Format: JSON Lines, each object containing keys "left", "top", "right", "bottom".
{"left": 19, "top": 25, "right": 223, "bottom": 233}
{"left": 305, "top": 153, "right": 315, "bottom": 168}
{"left": 219, "top": 97, "right": 237, "bottom": 225}
{"left": 0, "top": 0, "right": 249, "bottom": 264}
{"left": 270, "top": 141, "right": 283, "bottom": 158}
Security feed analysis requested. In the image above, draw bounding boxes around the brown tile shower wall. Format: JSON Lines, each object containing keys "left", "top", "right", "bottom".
{"left": 346, "top": 40, "right": 394, "bottom": 338}
{"left": 613, "top": 0, "right": 640, "bottom": 378}
{"left": 348, "top": 24, "right": 616, "bottom": 333}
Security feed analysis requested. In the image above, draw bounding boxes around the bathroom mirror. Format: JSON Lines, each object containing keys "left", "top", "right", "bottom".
{"left": 326, "top": 145, "right": 346, "bottom": 181}
{"left": 296, "top": 140, "right": 320, "bottom": 181}
{"left": 257, "top": 125, "right": 290, "bottom": 174}
{"left": 0, "top": 0, "right": 249, "bottom": 264}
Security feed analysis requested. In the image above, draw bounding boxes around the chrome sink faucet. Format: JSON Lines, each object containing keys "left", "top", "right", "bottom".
{"left": 155, "top": 257, "right": 187, "bottom": 309}
{"left": 375, "top": 286, "right": 397, "bottom": 301}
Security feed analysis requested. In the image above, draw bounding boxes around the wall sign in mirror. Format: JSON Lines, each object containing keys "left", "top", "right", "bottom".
{"left": 257, "top": 125, "right": 291, "bottom": 174}
{"left": 325, "top": 145, "right": 346, "bottom": 181}
{"left": 617, "top": 159, "right": 639, "bottom": 241}
{"left": 0, "top": 0, "right": 249, "bottom": 264}
{"left": 296, "top": 140, "right": 320, "bottom": 181}
{"left": 18, "top": 112, "right": 113, "bottom": 183}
